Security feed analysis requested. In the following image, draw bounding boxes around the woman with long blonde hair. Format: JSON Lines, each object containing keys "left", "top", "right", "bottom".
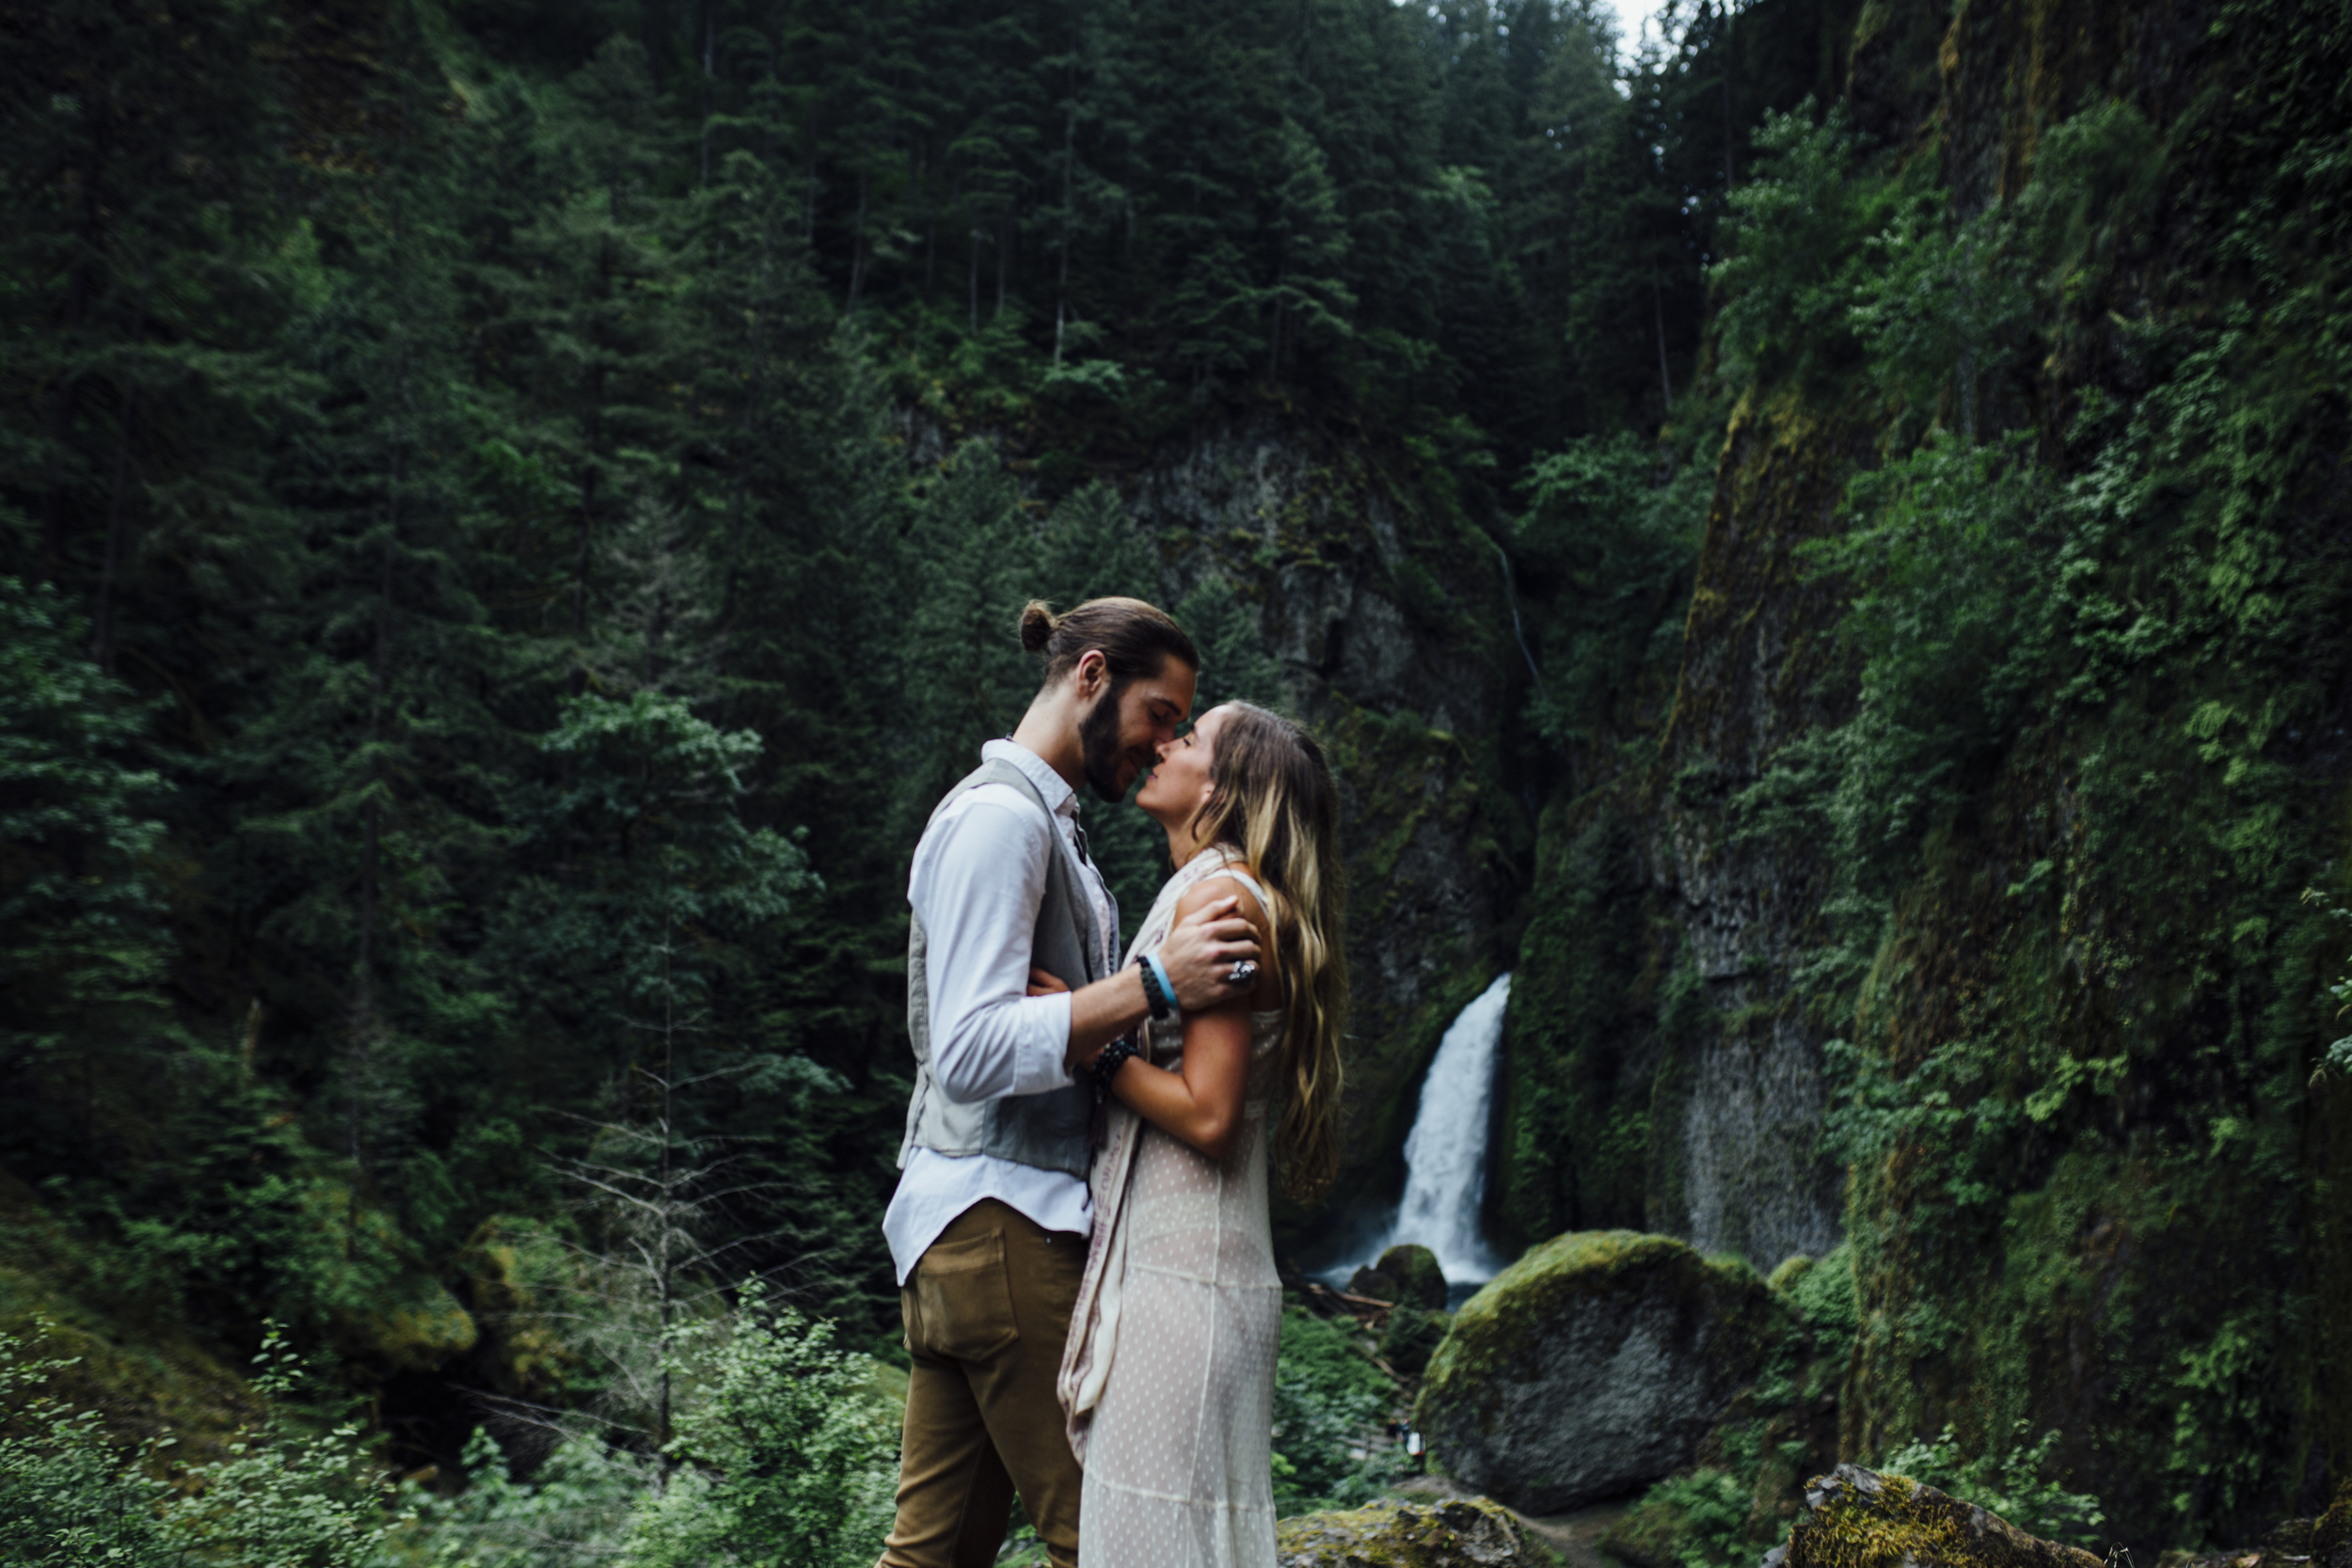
{"left": 1046, "top": 701, "right": 1348, "bottom": 1567}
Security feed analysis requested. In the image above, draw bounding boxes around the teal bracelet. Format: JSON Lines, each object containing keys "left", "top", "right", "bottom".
{"left": 1143, "top": 953, "right": 1180, "bottom": 1020}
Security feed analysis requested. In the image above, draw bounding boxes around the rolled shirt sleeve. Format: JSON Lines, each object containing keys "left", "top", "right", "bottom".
{"left": 910, "top": 792, "right": 1079, "bottom": 1103}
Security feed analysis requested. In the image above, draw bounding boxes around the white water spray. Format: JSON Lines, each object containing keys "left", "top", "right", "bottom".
{"left": 1370, "top": 972, "right": 1513, "bottom": 1285}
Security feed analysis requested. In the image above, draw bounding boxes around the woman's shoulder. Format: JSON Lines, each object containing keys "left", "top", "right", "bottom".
{"left": 1174, "top": 863, "right": 1271, "bottom": 924}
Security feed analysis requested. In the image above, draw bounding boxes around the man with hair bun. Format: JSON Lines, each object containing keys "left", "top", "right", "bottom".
{"left": 879, "top": 595, "right": 1261, "bottom": 1568}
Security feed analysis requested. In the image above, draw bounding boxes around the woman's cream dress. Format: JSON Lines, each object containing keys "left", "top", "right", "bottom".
{"left": 1058, "top": 846, "right": 1287, "bottom": 1568}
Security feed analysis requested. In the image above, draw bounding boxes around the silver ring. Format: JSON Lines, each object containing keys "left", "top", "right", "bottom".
{"left": 1228, "top": 959, "right": 1259, "bottom": 986}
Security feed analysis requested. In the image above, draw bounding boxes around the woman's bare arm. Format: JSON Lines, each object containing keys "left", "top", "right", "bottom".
{"left": 1106, "top": 876, "right": 1271, "bottom": 1163}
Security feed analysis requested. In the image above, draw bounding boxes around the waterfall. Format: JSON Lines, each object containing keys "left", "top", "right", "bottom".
{"left": 1366, "top": 973, "right": 1513, "bottom": 1286}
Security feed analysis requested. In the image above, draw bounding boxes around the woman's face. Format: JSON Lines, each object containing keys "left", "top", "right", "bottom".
{"left": 1136, "top": 703, "right": 1230, "bottom": 825}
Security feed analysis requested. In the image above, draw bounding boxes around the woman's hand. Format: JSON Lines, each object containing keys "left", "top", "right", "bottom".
{"left": 1027, "top": 968, "right": 1071, "bottom": 998}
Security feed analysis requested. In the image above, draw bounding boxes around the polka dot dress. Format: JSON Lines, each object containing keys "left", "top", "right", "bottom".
{"left": 1061, "top": 850, "right": 1287, "bottom": 1568}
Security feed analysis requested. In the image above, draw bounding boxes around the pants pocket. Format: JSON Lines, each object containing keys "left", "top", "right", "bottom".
{"left": 910, "top": 1228, "right": 1019, "bottom": 1362}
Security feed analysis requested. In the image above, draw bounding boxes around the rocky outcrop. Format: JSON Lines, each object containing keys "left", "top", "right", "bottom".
{"left": 1769, "top": 1465, "right": 2102, "bottom": 1568}
{"left": 1351, "top": 1243, "right": 1448, "bottom": 1310}
{"left": 2324, "top": 1480, "right": 2352, "bottom": 1568}
{"left": 1413, "top": 1230, "right": 1788, "bottom": 1513}
{"left": 1276, "top": 1497, "right": 1532, "bottom": 1567}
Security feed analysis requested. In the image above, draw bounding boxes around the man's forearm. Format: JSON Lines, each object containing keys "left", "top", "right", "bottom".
{"left": 1064, "top": 966, "right": 1152, "bottom": 1071}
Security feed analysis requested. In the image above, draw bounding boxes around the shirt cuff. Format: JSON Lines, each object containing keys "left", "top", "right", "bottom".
{"left": 1009, "top": 990, "right": 1079, "bottom": 1095}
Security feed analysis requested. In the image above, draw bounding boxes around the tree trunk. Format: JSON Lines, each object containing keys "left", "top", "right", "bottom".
{"left": 923, "top": 147, "right": 938, "bottom": 296}
{"left": 995, "top": 211, "right": 1010, "bottom": 318}
{"left": 1652, "top": 275, "right": 1675, "bottom": 410}
{"left": 88, "top": 377, "right": 139, "bottom": 672}
{"left": 1721, "top": 4, "right": 1736, "bottom": 191}
{"left": 848, "top": 155, "right": 870, "bottom": 311}
{"left": 40, "top": 121, "right": 109, "bottom": 584}
{"left": 699, "top": 3, "right": 714, "bottom": 185}
{"left": 1056, "top": 57, "right": 1077, "bottom": 365}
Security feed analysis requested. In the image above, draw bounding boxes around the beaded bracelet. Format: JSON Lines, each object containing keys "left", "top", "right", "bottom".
{"left": 1134, "top": 954, "right": 1174, "bottom": 1021}
{"left": 1145, "top": 953, "right": 1180, "bottom": 1017}
{"left": 1093, "top": 1036, "right": 1144, "bottom": 1099}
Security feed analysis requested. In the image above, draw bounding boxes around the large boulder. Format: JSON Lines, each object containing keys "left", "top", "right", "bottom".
{"left": 1769, "top": 1465, "right": 2101, "bottom": 1568}
{"left": 2321, "top": 1479, "right": 2352, "bottom": 1568}
{"left": 1413, "top": 1230, "right": 1788, "bottom": 1513}
{"left": 1351, "top": 1243, "right": 1450, "bottom": 1310}
{"left": 1277, "top": 1497, "right": 1530, "bottom": 1566}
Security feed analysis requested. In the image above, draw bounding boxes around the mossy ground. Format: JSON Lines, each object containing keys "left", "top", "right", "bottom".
{"left": 0, "top": 1172, "right": 257, "bottom": 1458}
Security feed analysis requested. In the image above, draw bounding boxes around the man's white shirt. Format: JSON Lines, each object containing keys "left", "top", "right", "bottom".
{"left": 882, "top": 738, "right": 1120, "bottom": 1285}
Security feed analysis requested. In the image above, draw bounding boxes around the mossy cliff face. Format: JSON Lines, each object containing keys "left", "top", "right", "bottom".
{"left": 1415, "top": 1229, "right": 1790, "bottom": 1513}
{"left": 1497, "top": 390, "right": 1872, "bottom": 1270}
{"left": 1115, "top": 416, "right": 1529, "bottom": 1230}
{"left": 1504, "top": 0, "right": 2352, "bottom": 1544}
{"left": 1828, "top": 0, "right": 2352, "bottom": 1544}
{"left": 1644, "top": 389, "right": 1873, "bottom": 1271}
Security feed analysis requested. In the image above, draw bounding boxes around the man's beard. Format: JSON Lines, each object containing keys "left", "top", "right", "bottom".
{"left": 1078, "top": 679, "right": 1135, "bottom": 804}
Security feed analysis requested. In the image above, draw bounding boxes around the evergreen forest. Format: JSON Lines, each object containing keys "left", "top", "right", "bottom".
{"left": 3, "top": 0, "right": 2349, "bottom": 1564}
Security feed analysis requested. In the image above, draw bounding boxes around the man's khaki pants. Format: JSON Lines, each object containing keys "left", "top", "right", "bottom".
{"left": 879, "top": 1199, "right": 1086, "bottom": 1568}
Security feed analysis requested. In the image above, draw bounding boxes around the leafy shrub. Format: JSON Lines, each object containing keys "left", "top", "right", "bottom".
{"left": 408, "top": 1430, "right": 647, "bottom": 1568}
{"left": 1513, "top": 430, "right": 1710, "bottom": 750}
{"left": 1269, "top": 1305, "right": 1405, "bottom": 1516}
{"left": 1782, "top": 1243, "right": 1859, "bottom": 1368}
{"left": 0, "top": 1322, "right": 389, "bottom": 1568}
{"left": 619, "top": 1285, "right": 898, "bottom": 1568}
{"left": 2308, "top": 888, "right": 2352, "bottom": 1085}
{"left": 1602, "top": 1466, "right": 1760, "bottom": 1568}
{"left": 1375, "top": 1307, "right": 1449, "bottom": 1378}
{"left": 1881, "top": 1423, "right": 2106, "bottom": 1548}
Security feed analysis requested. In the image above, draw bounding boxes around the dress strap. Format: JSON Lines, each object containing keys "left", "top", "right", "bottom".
{"left": 1200, "top": 862, "right": 1275, "bottom": 927}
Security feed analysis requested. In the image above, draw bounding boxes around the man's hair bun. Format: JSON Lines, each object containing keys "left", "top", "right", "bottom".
{"left": 1015, "top": 596, "right": 1200, "bottom": 691}
{"left": 1018, "top": 600, "right": 1059, "bottom": 655}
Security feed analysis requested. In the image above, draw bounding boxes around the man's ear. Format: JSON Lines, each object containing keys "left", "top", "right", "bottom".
{"left": 1073, "top": 648, "right": 1109, "bottom": 697}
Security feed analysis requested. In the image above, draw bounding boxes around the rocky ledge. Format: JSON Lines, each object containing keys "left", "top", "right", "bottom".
{"left": 1276, "top": 1497, "right": 1532, "bottom": 1567}
{"left": 1768, "top": 1465, "right": 2102, "bottom": 1568}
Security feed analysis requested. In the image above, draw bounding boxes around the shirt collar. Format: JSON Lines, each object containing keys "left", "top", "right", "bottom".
{"left": 982, "top": 737, "right": 1081, "bottom": 820}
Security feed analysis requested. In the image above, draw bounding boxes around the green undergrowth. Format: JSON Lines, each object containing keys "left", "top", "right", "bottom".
{"left": 1878, "top": 1424, "right": 2106, "bottom": 1549}
{"left": 1605, "top": 1244, "right": 2110, "bottom": 1568}
{"left": 1272, "top": 1302, "right": 1411, "bottom": 1518}
{"left": 0, "top": 1321, "right": 391, "bottom": 1568}
{"left": 0, "top": 1282, "right": 905, "bottom": 1568}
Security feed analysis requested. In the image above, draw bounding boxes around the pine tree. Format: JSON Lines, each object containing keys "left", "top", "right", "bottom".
{"left": 0, "top": 578, "right": 175, "bottom": 1171}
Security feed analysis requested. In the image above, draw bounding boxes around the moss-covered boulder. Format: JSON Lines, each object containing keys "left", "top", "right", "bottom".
{"left": 2318, "top": 1478, "right": 2352, "bottom": 1568}
{"left": 1768, "top": 1465, "right": 2101, "bottom": 1568}
{"left": 1413, "top": 1229, "right": 1788, "bottom": 1513}
{"left": 1276, "top": 1496, "right": 1531, "bottom": 1566}
{"left": 1351, "top": 1243, "right": 1448, "bottom": 1310}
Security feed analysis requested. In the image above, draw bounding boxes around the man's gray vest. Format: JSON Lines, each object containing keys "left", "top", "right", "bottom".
{"left": 898, "top": 758, "right": 1110, "bottom": 1179}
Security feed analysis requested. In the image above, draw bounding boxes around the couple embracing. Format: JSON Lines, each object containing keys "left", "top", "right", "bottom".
{"left": 878, "top": 595, "right": 1347, "bottom": 1568}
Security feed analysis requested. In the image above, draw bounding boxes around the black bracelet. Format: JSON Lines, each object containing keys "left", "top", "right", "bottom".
{"left": 1134, "top": 954, "right": 1172, "bottom": 1022}
{"left": 1093, "top": 1036, "right": 1143, "bottom": 1099}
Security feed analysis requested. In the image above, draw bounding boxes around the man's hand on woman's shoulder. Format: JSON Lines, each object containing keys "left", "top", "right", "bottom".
{"left": 1158, "top": 894, "right": 1263, "bottom": 1012}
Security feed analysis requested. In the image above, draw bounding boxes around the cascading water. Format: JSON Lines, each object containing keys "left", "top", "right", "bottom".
{"left": 1359, "top": 972, "right": 1513, "bottom": 1286}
